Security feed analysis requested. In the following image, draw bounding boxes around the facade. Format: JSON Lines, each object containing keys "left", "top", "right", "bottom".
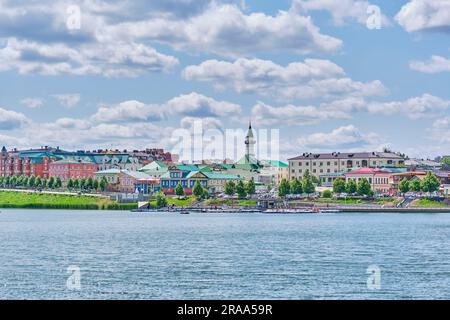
{"left": 344, "top": 168, "right": 392, "bottom": 195}
{"left": 259, "top": 160, "right": 289, "bottom": 185}
{"left": 1, "top": 146, "right": 58, "bottom": 178}
{"left": 138, "top": 161, "right": 169, "bottom": 178}
{"left": 118, "top": 170, "right": 158, "bottom": 194}
{"left": 203, "top": 172, "right": 241, "bottom": 193}
{"left": 94, "top": 169, "right": 121, "bottom": 191}
{"left": 289, "top": 152, "right": 404, "bottom": 180}
{"left": 48, "top": 159, "right": 98, "bottom": 182}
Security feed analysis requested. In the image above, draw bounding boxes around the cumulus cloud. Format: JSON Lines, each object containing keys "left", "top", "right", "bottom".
{"left": 367, "top": 94, "right": 450, "bottom": 119}
{"left": 52, "top": 93, "right": 81, "bottom": 108}
{"left": 184, "top": 58, "right": 386, "bottom": 100}
{"left": 295, "top": 125, "right": 383, "bottom": 151}
{"left": 410, "top": 55, "right": 450, "bottom": 73}
{"left": 91, "top": 92, "right": 240, "bottom": 123}
{"left": 297, "top": 0, "right": 390, "bottom": 26}
{"left": 395, "top": 0, "right": 450, "bottom": 33}
{"left": 0, "top": 107, "right": 30, "bottom": 130}
{"left": 20, "top": 97, "right": 44, "bottom": 108}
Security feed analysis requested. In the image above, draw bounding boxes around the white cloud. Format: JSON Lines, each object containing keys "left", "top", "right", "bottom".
{"left": 166, "top": 92, "right": 241, "bottom": 117}
{"left": 91, "top": 100, "right": 166, "bottom": 123}
{"left": 294, "top": 125, "right": 383, "bottom": 151}
{"left": 395, "top": 0, "right": 450, "bottom": 33}
{"left": 52, "top": 94, "right": 81, "bottom": 108}
{"left": 297, "top": 0, "right": 390, "bottom": 26}
{"left": 410, "top": 55, "right": 450, "bottom": 73}
{"left": 180, "top": 116, "right": 223, "bottom": 130}
{"left": 367, "top": 94, "right": 450, "bottom": 119}
{"left": 20, "top": 97, "right": 44, "bottom": 108}
{"left": 184, "top": 58, "right": 386, "bottom": 100}
{"left": 0, "top": 107, "right": 30, "bottom": 130}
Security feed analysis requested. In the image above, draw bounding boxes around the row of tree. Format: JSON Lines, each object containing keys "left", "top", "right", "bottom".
{"left": 278, "top": 170, "right": 316, "bottom": 197}
{"left": 0, "top": 175, "right": 63, "bottom": 189}
{"left": 333, "top": 178, "right": 374, "bottom": 197}
{"left": 398, "top": 172, "right": 440, "bottom": 193}
{"left": 66, "top": 177, "right": 107, "bottom": 191}
{"left": 224, "top": 178, "right": 256, "bottom": 199}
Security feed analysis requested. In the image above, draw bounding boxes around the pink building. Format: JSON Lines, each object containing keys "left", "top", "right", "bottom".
{"left": 49, "top": 159, "right": 98, "bottom": 182}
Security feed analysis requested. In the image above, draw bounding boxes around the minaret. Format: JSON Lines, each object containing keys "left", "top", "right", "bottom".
{"left": 245, "top": 121, "right": 256, "bottom": 159}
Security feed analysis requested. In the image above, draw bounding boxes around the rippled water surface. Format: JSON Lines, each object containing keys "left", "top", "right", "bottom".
{"left": 0, "top": 209, "right": 449, "bottom": 299}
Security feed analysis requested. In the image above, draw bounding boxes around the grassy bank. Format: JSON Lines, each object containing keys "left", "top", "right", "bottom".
{"left": 0, "top": 191, "right": 136, "bottom": 210}
{"left": 413, "top": 199, "right": 447, "bottom": 208}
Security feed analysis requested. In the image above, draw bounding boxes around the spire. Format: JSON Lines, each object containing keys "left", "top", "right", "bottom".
{"left": 249, "top": 120, "right": 252, "bottom": 130}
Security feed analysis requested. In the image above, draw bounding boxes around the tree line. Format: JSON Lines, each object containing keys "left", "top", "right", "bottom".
{"left": 398, "top": 172, "right": 440, "bottom": 194}
{"left": 0, "top": 175, "right": 108, "bottom": 192}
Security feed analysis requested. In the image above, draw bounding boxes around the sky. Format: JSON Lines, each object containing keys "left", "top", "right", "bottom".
{"left": 0, "top": 0, "right": 449, "bottom": 161}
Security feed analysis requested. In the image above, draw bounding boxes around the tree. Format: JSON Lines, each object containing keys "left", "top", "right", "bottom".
{"left": 346, "top": 179, "right": 357, "bottom": 194}
{"left": 73, "top": 178, "right": 79, "bottom": 189}
{"left": 333, "top": 178, "right": 346, "bottom": 194}
{"left": 55, "top": 177, "right": 62, "bottom": 189}
{"left": 93, "top": 179, "right": 99, "bottom": 191}
{"left": 48, "top": 176, "right": 55, "bottom": 189}
{"left": 441, "top": 156, "right": 450, "bottom": 166}
{"left": 99, "top": 177, "right": 107, "bottom": 191}
{"left": 322, "top": 190, "right": 332, "bottom": 198}
{"left": 67, "top": 178, "right": 74, "bottom": 190}
{"left": 410, "top": 178, "right": 422, "bottom": 192}
{"left": 278, "top": 178, "right": 290, "bottom": 197}
{"left": 357, "top": 178, "right": 372, "bottom": 196}
{"left": 35, "top": 176, "right": 42, "bottom": 188}
{"left": 193, "top": 180, "right": 205, "bottom": 200}
{"left": 28, "top": 176, "right": 35, "bottom": 188}
{"left": 224, "top": 181, "right": 236, "bottom": 196}
{"left": 399, "top": 178, "right": 410, "bottom": 194}
{"left": 42, "top": 179, "right": 48, "bottom": 189}
{"left": 175, "top": 183, "right": 185, "bottom": 198}
{"left": 155, "top": 192, "right": 168, "bottom": 208}
{"left": 421, "top": 172, "right": 440, "bottom": 193}
{"left": 290, "top": 178, "right": 303, "bottom": 195}
{"left": 86, "top": 177, "right": 94, "bottom": 190}
{"left": 10, "top": 175, "right": 17, "bottom": 188}
{"left": 236, "top": 180, "right": 247, "bottom": 199}
{"left": 80, "top": 178, "right": 86, "bottom": 190}
{"left": 246, "top": 178, "right": 256, "bottom": 195}
{"left": 302, "top": 170, "right": 315, "bottom": 194}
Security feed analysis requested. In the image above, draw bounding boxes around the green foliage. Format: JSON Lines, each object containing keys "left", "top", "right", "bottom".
{"left": 246, "top": 178, "right": 256, "bottom": 195}
{"left": 236, "top": 180, "right": 247, "bottom": 199}
{"left": 290, "top": 178, "right": 303, "bottom": 195}
{"left": 399, "top": 178, "right": 410, "bottom": 194}
{"left": 421, "top": 172, "right": 440, "bottom": 193}
{"left": 67, "top": 178, "right": 74, "bottom": 189}
{"left": 333, "top": 178, "right": 346, "bottom": 194}
{"left": 410, "top": 179, "right": 422, "bottom": 192}
{"left": 99, "top": 178, "right": 107, "bottom": 191}
{"left": 86, "top": 177, "right": 94, "bottom": 190}
{"left": 346, "top": 179, "right": 357, "bottom": 194}
{"left": 48, "top": 176, "right": 55, "bottom": 189}
{"left": 193, "top": 180, "right": 205, "bottom": 200}
{"left": 55, "top": 177, "right": 62, "bottom": 188}
{"left": 278, "top": 178, "right": 290, "bottom": 197}
{"left": 92, "top": 179, "right": 99, "bottom": 191}
{"left": 175, "top": 183, "right": 185, "bottom": 197}
{"left": 322, "top": 190, "right": 332, "bottom": 198}
{"left": 35, "top": 177, "right": 42, "bottom": 188}
{"left": 224, "top": 181, "right": 236, "bottom": 196}
{"left": 357, "top": 178, "right": 372, "bottom": 196}
{"left": 155, "top": 192, "right": 168, "bottom": 208}
{"left": 441, "top": 157, "right": 450, "bottom": 166}
{"left": 302, "top": 170, "right": 316, "bottom": 194}
{"left": 72, "top": 179, "right": 79, "bottom": 189}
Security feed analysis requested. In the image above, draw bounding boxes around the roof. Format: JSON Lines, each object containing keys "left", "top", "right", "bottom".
{"left": 176, "top": 164, "right": 199, "bottom": 171}
{"left": 94, "top": 169, "right": 121, "bottom": 175}
{"left": 51, "top": 158, "right": 94, "bottom": 164}
{"left": 346, "top": 168, "right": 387, "bottom": 175}
{"left": 203, "top": 173, "right": 241, "bottom": 180}
{"left": 264, "top": 160, "right": 288, "bottom": 168}
{"left": 121, "top": 170, "right": 153, "bottom": 180}
{"left": 289, "top": 152, "right": 403, "bottom": 161}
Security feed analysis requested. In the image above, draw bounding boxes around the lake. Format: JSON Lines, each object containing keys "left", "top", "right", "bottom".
{"left": 0, "top": 209, "right": 449, "bottom": 299}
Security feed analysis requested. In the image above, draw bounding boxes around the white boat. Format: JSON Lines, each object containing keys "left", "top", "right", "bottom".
{"left": 264, "top": 208, "right": 315, "bottom": 214}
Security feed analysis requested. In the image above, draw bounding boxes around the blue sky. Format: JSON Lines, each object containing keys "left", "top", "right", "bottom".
{"left": 0, "top": 0, "right": 449, "bottom": 160}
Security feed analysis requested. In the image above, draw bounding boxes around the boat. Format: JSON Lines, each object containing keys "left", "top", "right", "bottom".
{"left": 319, "top": 209, "right": 341, "bottom": 213}
{"left": 179, "top": 211, "right": 190, "bottom": 215}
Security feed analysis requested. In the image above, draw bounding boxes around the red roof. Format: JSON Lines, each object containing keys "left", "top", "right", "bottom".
{"left": 346, "top": 167, "right": 387, "bottom": 175}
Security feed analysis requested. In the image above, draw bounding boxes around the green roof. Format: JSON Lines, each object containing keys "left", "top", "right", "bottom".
{"left": 265, "top": 160, "right": 288, "bottom": 168}
{"left": 176, "top": 164, "right": 199, "bottom": 171}
{"left": 203, "top": 173, "right": 241, "bottom": 180}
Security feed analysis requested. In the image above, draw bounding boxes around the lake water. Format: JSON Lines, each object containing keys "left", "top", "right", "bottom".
{"left": 0, "top": 209, "right": 449, "bottom": 300}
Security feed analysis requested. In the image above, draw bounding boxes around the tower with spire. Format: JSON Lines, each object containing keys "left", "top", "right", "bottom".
{"left": 245, "top": 121, "right": 256, "bottom": 159}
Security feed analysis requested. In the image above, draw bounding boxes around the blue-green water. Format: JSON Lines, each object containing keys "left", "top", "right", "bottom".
{"left": 0, "top": 209, "right": 449, "bottom": 299}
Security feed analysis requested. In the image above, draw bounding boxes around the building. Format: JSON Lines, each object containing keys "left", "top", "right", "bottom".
{"left": 1, "top": 146, "right": 59, "bottom": 178}
{"left": 259, "top": 160, "right": 289, "bottom": 185}
{"left": 94, "top": 169, "right": 121, "bottom": 192}
{"left": 118, "top": 170, "right": 159, "bottom": 194}
{"left": 138, "top": 161, "right": 169, "bottom": 178}
{"left": 160, "top": 166, "right": 209, "bottom": 195}
{"left": 203, "top": 172, "right": 241, "bottom": 193}
{"left": 405, "top": 159, "right": 442, "bottom": 171}
{"left": 289, "top": 152, "right": 404, "bottom": 180}
{"left": 48, "top": 159, "right": 98, "bottom": 182}
{"left": 344, "top": 167, "right": 393, "bottom": 195}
